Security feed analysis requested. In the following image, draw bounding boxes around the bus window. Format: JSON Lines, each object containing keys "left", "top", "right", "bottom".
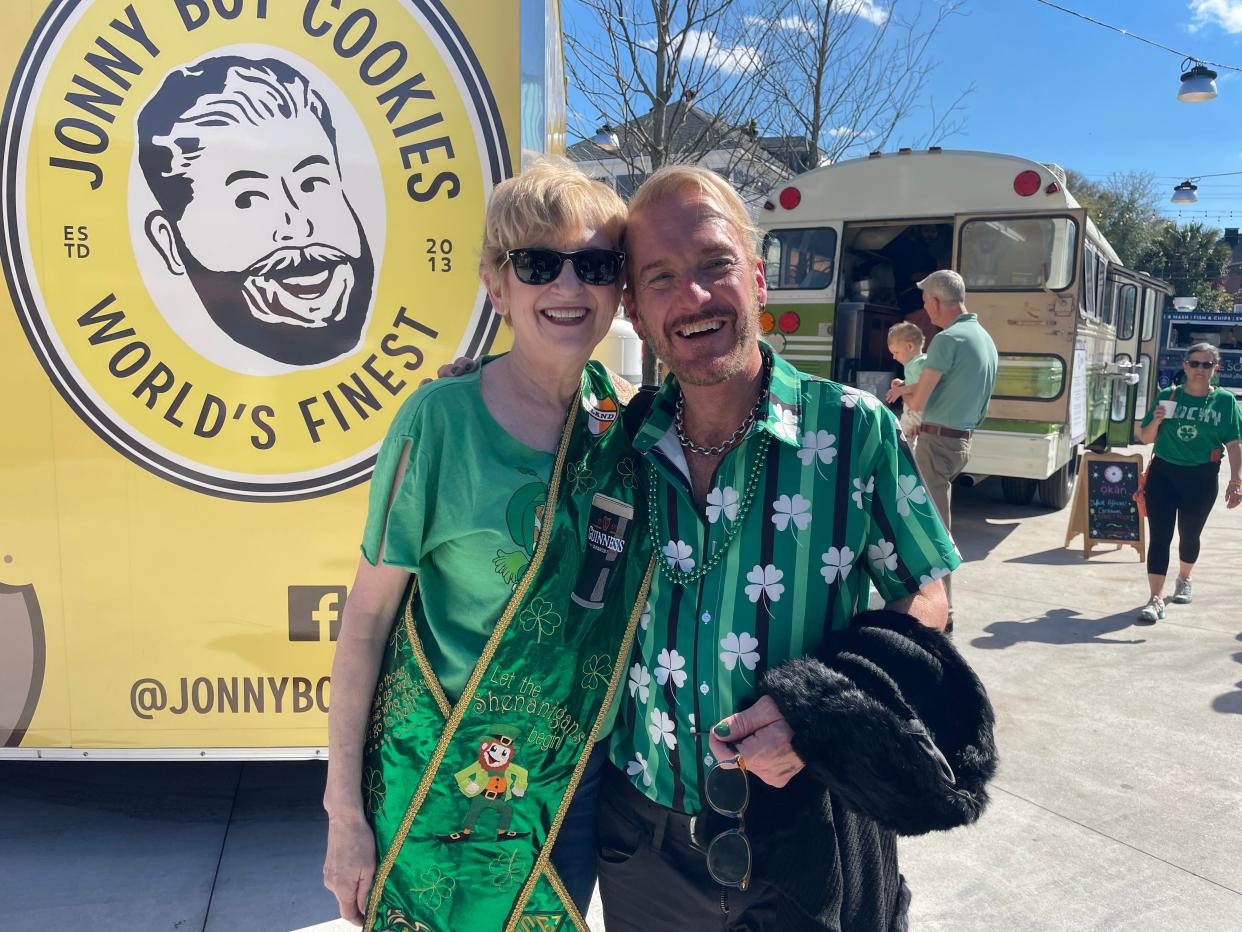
{"left": 1101, "top": 276, "right": 1115, "bottom": 325}
{"left": 1119, "top": 284, "right": 1137, "bottom": 340}
{"left": 1111, "top": 353, "right": 1132, "bottom": 420}
{"left": 764, "top": 227, "right": 837, "bottom": 290}
{"left": 993, "top": 354, "right": 1065, "bottom": 399}
{"left": 1079, "top": 246, "right": 1096, "bottom": 318}
{"left": 960, "top": 216, "right": 1077, "bottom": 290}
{"left": 1096, "top": 257, "right": 1108, "bottom": 320}
{"left": 1142, "top": 292, "right": 1160, "bottom": 341}
{"left": 1135, "top": 354, "right": 1152, "bottom": 420}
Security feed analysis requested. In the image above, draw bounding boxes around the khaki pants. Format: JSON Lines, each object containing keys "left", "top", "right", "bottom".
{"left": 914, "top": 431, "right": 971, "bottom": 612}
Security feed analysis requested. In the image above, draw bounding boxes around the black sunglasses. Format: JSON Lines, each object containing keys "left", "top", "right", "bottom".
{"left": 505, "top": 248, "right": 625, "bottom": 286}
{"left": 701, "top": 756, "right": 752, "bottom": 891}
{"left": 1185, "top": 359, "right": 1217, "bottom": 369}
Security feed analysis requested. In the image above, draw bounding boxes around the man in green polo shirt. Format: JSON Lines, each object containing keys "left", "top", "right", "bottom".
{"left": 598, "top": 169, "right": 997, "bottom": 930}
{"left": 903, "top": 269, "right": 998, "bottom": 625}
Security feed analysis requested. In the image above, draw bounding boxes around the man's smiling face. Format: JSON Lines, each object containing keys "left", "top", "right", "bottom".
{"left": 623, "top": 191, "right": 764, "bottom": 387}
{"left": 167, "top": 110, "right": 372, "bottom": 365}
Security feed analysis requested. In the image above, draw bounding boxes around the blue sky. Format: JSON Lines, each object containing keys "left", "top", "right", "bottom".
{"left": 563, "top": 0, "right": 1242, "bottom": 229}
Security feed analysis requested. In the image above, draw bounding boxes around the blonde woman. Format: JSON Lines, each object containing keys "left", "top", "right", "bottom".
{"left": 323, "top": 160, "right": 652, "bottom": 931}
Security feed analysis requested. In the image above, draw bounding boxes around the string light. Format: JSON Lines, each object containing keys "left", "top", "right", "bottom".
{"left": 1030, "top": 0, "right": 1242, "bottom": 73}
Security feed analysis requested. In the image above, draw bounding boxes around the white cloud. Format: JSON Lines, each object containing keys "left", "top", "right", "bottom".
{"left": 1189, "top": 0, "right": 1242, "bottom": 32}
{"left": 773, "top": 1, "right": 889, "bottom": 32}
{"left": 679, "top": 28, "right": 763, "bottom": 74}
{"left": 828, "top": 126, "right": 858, "bottom": 137}
{"left": 844, "top": 0, "right": 890, "bottom": 26}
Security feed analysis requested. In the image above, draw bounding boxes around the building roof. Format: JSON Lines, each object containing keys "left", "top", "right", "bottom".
{"left": 567, "top": 102, "right": 812, "bottom": 175}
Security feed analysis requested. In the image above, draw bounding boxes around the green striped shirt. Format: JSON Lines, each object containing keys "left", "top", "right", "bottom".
{"left": 608, "top": 347, "right": 960, "bottom": 813}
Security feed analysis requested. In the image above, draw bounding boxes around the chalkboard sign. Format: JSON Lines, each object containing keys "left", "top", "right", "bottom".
{"left": 1085, "top": 459, "right": 1141, "bottom": 541}
{"left": 1064, "top": 452, "right": 1146, "bottom": 561}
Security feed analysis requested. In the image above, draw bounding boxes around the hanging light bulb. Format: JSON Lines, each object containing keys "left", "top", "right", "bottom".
{"left": 1171, "top": 180, "right": 1199, "bottom": 204}
{"left": 1178, "top": 62, "right": 1218, "bottom": 102}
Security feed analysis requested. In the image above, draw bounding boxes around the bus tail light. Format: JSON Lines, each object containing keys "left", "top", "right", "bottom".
{"left": 759, "top": 310, "right": 775, "bottom": 333}
{"left": 778, "top": 311, "right": 801, "bottom": 333}
{"left": 1013, "top": 170, "right": 1041, "bottom": 197}
{"left": 778, "top": 187, "right": 801, "bottom": 210}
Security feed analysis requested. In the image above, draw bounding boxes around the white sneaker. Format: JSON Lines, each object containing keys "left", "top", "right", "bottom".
{"left": 1170, "top": 577, "right": 1193, "bottom": 604}
{"left": 1137, "top": 595, "right": 1164, "bottom": 624}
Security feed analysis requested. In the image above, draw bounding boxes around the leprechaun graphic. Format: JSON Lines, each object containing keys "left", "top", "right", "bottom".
{"left": 438, "top": 725, "right": 530, "bottom": 843}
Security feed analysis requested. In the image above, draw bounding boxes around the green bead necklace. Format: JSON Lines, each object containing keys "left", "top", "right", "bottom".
{"left": 647, "top": 431, "right": 771, "bottom": 586}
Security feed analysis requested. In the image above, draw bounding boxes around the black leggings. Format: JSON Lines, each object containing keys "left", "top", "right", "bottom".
{"left": 1145, "top": 457, "right": 1219, "bottom": 577}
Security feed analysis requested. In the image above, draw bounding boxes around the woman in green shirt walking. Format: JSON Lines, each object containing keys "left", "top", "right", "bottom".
{"left": 1136, "top": 343, "right": 1242, "bottom": 622}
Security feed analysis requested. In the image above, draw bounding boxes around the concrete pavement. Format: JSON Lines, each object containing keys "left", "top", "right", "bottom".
{"left": 1, "top": 474, "right": 1240, "bottom": 930}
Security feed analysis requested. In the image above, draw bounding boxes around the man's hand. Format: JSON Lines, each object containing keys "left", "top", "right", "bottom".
{"left": 436, "top": 356, "right": 478, "bottom": 379}
{"left": 709, "top": 695, "right": 804, "bottom": 788}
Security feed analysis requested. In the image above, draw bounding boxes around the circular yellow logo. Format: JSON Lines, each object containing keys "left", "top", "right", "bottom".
{"left": 2, "top": 0, "right": 509, "bottom": 500}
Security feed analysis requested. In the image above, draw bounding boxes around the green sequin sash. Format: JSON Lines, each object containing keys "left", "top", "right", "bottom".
{"left": 363, "top": 365, "right": 653, "bottom": 932}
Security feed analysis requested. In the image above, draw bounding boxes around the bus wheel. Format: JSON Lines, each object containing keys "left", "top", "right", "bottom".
{"left": 1037, "top": 457, "right": 1078, "bottom": 510}
{"left": 1001, "top": 476, "right": 1037, "bottom": 506}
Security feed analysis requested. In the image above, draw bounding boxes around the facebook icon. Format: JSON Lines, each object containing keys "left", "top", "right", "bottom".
{"left": 288, "top": 586, "right": 347, "bottom": 641}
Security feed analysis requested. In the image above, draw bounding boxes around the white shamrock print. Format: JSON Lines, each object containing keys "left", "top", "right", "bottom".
{"left": 744, "top": 564, "right": 785, "bottom": 603}
{"left": 655, "top": 648, "right": 687, "bottom": 689}
{"left": 820, "top": 546, "right": 856, "bottom": 584}
{"left": 772, "top": 403, "right": 799, "bottom": 443}
{"left": 798, "top": 430, "right": 837, "bottom": 467}
{"left": 851, "top": 476, "right": 875, "bottom": 509}
{"left": 640, "top": 600, "right": 651, "bottom": 631}
{"left": 868, "top": 538, "right": 898, "bottom": 573}
{"left": 896, "top": 474, "right": 928, "bottom": 517}
{"left": 626, "top": 751, "right": 652, "bottom": 787}
{"left": 840, "top": 388, "right": 860, "bottom": 408}
{"left": 720, "top": 631, "right": 761, "bottom": 671}
{"left": 628, "top": 663, "right": 651, "bottom": 703}
{"left": 649, "top": 708, "right": 677, "bottom": 750}
{"left": 663, "top": 539, "right": 695, "bottom": 573}
{"left": 705, "top": 486, "right": 740, "bottom": 524}
{"left": 919, "top": 566, "right": 951, "bottom": 588}
{"left": 771, "top": 493, "right": 812, "bottom": 532}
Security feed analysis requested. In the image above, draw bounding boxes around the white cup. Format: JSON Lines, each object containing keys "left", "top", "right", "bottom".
{"left": 1158, "top": 399, "right": 1177, "bottom": 419}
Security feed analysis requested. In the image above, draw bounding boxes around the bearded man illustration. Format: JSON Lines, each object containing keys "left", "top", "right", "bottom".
{"left": 439, "top": 725, "right": 530, "bottom": 843}
{"left": 137, "top": 55, "right": 375, "bottom": 366}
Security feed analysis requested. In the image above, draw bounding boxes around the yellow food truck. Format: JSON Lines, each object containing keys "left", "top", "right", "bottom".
{"left": 1, "top": 0, "right": 565, "bottom": 758}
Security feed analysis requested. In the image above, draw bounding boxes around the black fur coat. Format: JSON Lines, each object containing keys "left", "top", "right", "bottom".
{"left": 693, "top": 610, "right": 997, "bottom": 932}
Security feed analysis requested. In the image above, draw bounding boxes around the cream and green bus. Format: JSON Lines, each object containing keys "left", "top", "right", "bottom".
{"left": 758, "top": 149, "right": 1171, "bottom": 508}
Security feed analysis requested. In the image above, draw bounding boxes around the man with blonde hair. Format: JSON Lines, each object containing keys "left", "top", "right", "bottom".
{"left": 598, "top": 168, "right": 996, "bottom": 930}
{"left": 902, "top": 269, "right": 998, "bottom": 629}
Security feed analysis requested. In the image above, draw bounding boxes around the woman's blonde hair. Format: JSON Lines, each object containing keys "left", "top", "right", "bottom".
{"left": 624, "top": 164, "right": 763, "bottom": 259}
{"left": 478, "top": 157, "right": 627, "bottom": 285}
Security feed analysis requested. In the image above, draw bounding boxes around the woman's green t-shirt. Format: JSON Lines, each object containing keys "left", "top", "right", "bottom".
{"left": 360, "top": 366, "right": 555, "bottom": 702}
{"left": 1141, "top": 386, "right": 1242, "bottom": 467}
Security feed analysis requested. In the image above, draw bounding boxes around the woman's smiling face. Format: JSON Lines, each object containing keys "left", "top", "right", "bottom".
{"left": 488, "top": 227, "right": 621, "bottom": 372}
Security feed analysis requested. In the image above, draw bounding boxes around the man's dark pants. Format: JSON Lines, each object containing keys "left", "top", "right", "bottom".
{"left": 596, "top": 762, "right": 826, "bottom": 931}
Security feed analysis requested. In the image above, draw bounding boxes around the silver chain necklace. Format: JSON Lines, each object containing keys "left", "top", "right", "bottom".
{"left": 673, "top": 353, "right": 772, "bottom": 457}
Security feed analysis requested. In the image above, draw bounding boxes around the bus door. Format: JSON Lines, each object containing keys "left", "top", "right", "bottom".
{"left": 1106, "top": 271, "right": 1142, "bottom": 447}
{"left": 833, "top": 219, "right": 954, "bottom": 395}
{"left": 761, "top": 223, "right": 843, "bottom": 379}
{"left": 951, "top": 209, "right": 1085, "bottom": 438}
{"left": 1131, "top": 283, "right": 1166, "bottom": 440}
